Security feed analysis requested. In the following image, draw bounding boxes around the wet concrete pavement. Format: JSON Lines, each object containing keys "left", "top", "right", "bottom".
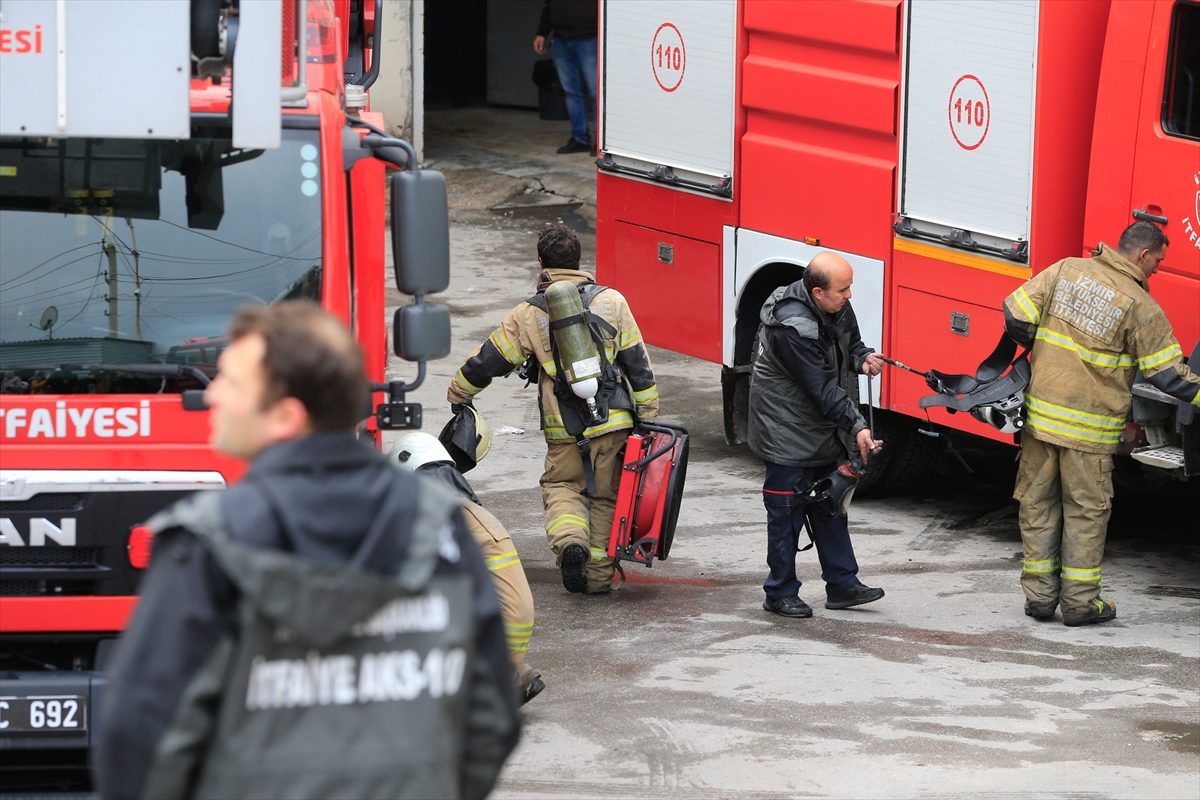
{"left": 388, "top": 108, "right": 1199, "bottom": 798}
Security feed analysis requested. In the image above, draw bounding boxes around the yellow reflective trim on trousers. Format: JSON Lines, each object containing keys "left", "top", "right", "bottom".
{"left": 1191, "top": 392, "right": 1200, "bottom": 408}
{"left": 489, "top": 330, "right": 524, "bottom": 366}
{"left": 1061, "top": 566, "right": 1101, "bottom": 582}
{"left": 619, "top": 326, "right": 642, "bottom": 348}
{"left": 504, "top": 621, "right": 534, "bottom": 631}
{"left": 454, "top": 369, "right": 484, "bottom": 395}
{"left": 1025, "top": 395, "right": 1123, "bottom": 429}
{"left": 1013, "top": 287, "right": 1040, "bottom": 325}
{"left": 1023, "top": 558, "right": 1059, "bottom": 574}
{"left": 632, "top": 384, "right": 659, "bottom": 403}
{"left": 1138, "top": 343, "right": 1182, "bottom": 370}
{"left": 590, "top": 547, "right": 608, "bottom": 560}
{"left": 485, "top": 551, "right": 521, "bottom": 571}
{"left": 1026, "top": 412, "right": 1122, "bottom": 445}
{"left": 1035, "top": 329, "right": 1133, "bottom": 368}
{"left": 547, "top": 514, "right": 589, "bottom": 534}
{"left": 540, "top": 359, "right": 558, "bottom": 376}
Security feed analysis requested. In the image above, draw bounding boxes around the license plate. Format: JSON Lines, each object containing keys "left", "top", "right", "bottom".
{"left": 0, "top": 695, "right": 87, "bottom": 733}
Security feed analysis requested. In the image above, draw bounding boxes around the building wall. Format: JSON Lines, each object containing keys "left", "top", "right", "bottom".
{"left": 372, "top": 0, "right": 420, "bottom": 155}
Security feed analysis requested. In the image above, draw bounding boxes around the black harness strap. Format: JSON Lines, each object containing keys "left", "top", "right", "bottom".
{"left": 575, "top": 435, "right": 597, "bottom": 494}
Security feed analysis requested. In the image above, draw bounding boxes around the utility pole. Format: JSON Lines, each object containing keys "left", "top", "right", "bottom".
{"left": 126, "top": 218, "right": 142, "bottom": 340}
{"left": 104, "top": 242, "right": 119, "bottom": 338}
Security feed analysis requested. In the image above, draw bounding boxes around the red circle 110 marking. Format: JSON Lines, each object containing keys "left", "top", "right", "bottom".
{"left": 651, "top": 23, "right": 685, "bottom": 92}
{"left": 948, "top": 74, "right": 990, "bottom": 150}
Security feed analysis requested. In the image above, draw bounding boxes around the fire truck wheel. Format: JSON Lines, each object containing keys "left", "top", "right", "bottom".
{"left": 856, "top": 410, "right": 940, "bottom": 497}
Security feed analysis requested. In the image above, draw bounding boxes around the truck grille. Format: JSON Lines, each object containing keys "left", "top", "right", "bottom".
{"left": 0, "top": 548, "right": 99, "bottom": 567}
{"left": 0, "top": 493, "right": 84, "bottom": 512}
{"left": 0, "top": 579, "right": 95, "bottom": 596}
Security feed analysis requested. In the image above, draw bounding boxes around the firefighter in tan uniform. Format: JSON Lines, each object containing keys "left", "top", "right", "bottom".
{"left": 1004, "top": 223, "right": 1200, "bottom": 626}
{"left": 388, "top": 432, "right": 545, "bottom": 704}
{"left": 448, "top": 224, "right": 659, "bottom": 595}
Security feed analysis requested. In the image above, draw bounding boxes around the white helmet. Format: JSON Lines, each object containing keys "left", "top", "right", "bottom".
{"left": 387, "top": 432, "right": 455, "bottom": 472}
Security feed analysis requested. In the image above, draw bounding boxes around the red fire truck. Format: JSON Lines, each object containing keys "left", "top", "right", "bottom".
{"left": 0, "top": 0, "right": 446, "bottom": 791}
{"left": 595, "top": 0, "right": 1199, "bottom": 490}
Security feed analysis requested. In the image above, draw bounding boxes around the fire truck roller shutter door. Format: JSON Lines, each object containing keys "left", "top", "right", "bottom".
{"left": 600, "top": 1, "right": 737, "bottom": 190}
{"left": 900, "top": 0, "right": 1038, "bottom": 249}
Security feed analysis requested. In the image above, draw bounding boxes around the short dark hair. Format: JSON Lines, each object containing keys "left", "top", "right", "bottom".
{"left": 1117, "top": 222, "right": 1169, "bottom": 258}
{"left": 802, "top": 262, "right": 832, "bottom": 298}
{"left": 537, "top": 223, "right": 581, "bottom": 270}
{"left": 228, "top": 301, "right": 367, "bottom": 432}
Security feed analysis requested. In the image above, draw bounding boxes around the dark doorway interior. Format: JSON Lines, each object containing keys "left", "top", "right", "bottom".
{"left": 424, "top": 0, "right": 488, "bottom": 108}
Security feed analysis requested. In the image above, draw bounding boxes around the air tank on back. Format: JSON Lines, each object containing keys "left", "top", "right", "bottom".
{"left": 545, "top": 281, "right": 602, "bottom": 423}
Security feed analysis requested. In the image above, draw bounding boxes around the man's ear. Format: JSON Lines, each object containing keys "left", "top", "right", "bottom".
{"left": 266, "top": 396, "right": 312, "bottom": 443}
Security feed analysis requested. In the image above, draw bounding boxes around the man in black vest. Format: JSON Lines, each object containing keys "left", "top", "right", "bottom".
{"left": 748, "top": 252, "right": 886, "bottom": 619}
{"left": 94, "top": 302, "right": 518, "bottom": 799}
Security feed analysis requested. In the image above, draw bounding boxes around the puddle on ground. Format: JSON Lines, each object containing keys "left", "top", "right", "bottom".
{"left": 1138, "top": 721, "right": 1199, "bottom": 753}
{"left": 492, "top": 203, "right": 591, "bottom": 233}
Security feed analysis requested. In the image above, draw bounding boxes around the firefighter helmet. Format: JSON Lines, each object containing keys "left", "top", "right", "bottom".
{"left": 387, "top": 432, "right": 454, "bottom": 472}
{"left": 438, "top": 404, "right": 492, "bottom": 473}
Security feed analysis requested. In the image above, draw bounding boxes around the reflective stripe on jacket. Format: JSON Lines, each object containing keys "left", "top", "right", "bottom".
{"left": 448, "top": 268, "right": 659, "bottom": 442}
{"left": 1004, "top": 243, "right": 1200, "bottom": 454}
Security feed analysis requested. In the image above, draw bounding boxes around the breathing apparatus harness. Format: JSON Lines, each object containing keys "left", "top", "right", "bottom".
{"left": 525, "top": 281, "right": 635, "bottom": 494}
{"left": 917, "top": 332, "right": 1031, "bottom": 435}
{"left": 865, "top": 331, "right": 1031, "bottom": 475}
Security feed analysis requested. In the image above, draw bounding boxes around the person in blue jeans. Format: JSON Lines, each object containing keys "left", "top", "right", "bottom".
{"left": 534, "top": 0, "right": 596, "bottom": 154}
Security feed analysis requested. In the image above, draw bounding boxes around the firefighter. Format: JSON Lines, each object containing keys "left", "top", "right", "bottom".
{"left": 1004, "top": 222, "right": 1200, "bottom": 626}
{"left": 94, "top": 302, "right": 518, "bottom": 799}
{"left": 748, "top": 252, "right": 886, "bottom": 618}
{"left": 388, "top": 432, "right": 545, "bottom": 705}
{"left": 447, "top": 223, "right": 659, "bottom": 595}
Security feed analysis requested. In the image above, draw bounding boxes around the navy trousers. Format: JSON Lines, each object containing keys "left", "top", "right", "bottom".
{"left": 762, "top": 462, "right": 860, "bottom": 600}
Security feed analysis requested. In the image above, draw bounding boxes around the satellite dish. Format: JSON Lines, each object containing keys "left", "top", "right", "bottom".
{"left": 40, "top": 306, "right": 58, "bottom": 338}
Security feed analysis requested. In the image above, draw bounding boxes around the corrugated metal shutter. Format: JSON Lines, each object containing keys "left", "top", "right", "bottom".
{"left": 900, "top": 0, "right": 1038, "bottom": 247}
{"left": 600, "top": 0, "right": 736, "bottom": 195}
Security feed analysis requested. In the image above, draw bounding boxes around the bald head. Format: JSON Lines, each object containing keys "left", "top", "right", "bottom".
{"left": 803, "top": 252, "right": 855, "bottom": 314}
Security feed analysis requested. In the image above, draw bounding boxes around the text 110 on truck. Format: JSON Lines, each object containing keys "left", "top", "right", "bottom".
{"left": 595, "top": 0, "right": 1199, "bottom": 490}
{"left": 0, "top": 0, "right": 450, "bottom": 791}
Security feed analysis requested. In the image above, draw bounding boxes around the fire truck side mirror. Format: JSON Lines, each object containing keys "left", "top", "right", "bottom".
{"left": 390, "top": 170, "right": 450, "bottom": 295}
{"left": 393, "top": 302, "right": 451, "bottom": 362}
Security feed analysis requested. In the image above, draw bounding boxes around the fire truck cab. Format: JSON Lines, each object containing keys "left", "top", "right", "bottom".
{"left": 0, "top": 0, "right": 446, "bottom": 791}
{"left": 595, "top": 0, "right": 1199, "bottom": 489}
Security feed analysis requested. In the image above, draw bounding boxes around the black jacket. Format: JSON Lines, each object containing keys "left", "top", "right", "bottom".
{"left": 536, "top": 0, "right": 597, "bottom": 40}
{"left": 93, "top": 433, "right": 518, "bottom": 800}
{"left": 747, "top": 281, "right": 872, "bottom": 468}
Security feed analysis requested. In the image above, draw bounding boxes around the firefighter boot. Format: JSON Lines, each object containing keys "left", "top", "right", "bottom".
{"left": 558, "top": 542, "right": 589, "bottom": 594}
{"left": 1063, "top": 597, "right": 1117, "bottom": 627}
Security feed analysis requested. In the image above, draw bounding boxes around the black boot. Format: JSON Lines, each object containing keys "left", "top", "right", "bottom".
{"left": 559, "top": 542, "right": 588, "bottom": 594}
{"left": 825, "top": 582, "right": 884, "bottom": 609}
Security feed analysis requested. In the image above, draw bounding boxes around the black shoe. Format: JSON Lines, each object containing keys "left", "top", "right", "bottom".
{"left": 560, "top": 543, "right": 588, "bottom": 594}
{"left": 557, "top": 137, "right": 592, "bottom": 154}
{"left": 763, "top": 595, "right": 813, "bottom": 618}
{"left": 521, "top": 675, "right": 546, "bottom": 706}
{"left": 825, "top": 582, "right": 885, "bottom": 609}
{"left": 1063, "top": 598, "right": 1116, "bottom": 627}
{"left": 1025, "top": 604, "right": 1057, "bottom": 621}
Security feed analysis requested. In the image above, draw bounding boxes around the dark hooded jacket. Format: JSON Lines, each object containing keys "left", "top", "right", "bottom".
{"left": 93, "top": 433, "right": 518, "bottom": 800}
{"left": 747, "top": 281, "right": 873, "bottom": 468}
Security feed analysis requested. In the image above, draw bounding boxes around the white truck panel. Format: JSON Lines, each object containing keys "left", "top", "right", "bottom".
{"left": 600, "top": 0, "right": 736, "bottom": 182}
{"left": 900, "top": 0, "right": 1038, "bottom": 243}
{"left": 0, "top": 0, "right": 190, "bottom": 140}
{"left": 731, "top": 228, "right": 884, "bottom": 407}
